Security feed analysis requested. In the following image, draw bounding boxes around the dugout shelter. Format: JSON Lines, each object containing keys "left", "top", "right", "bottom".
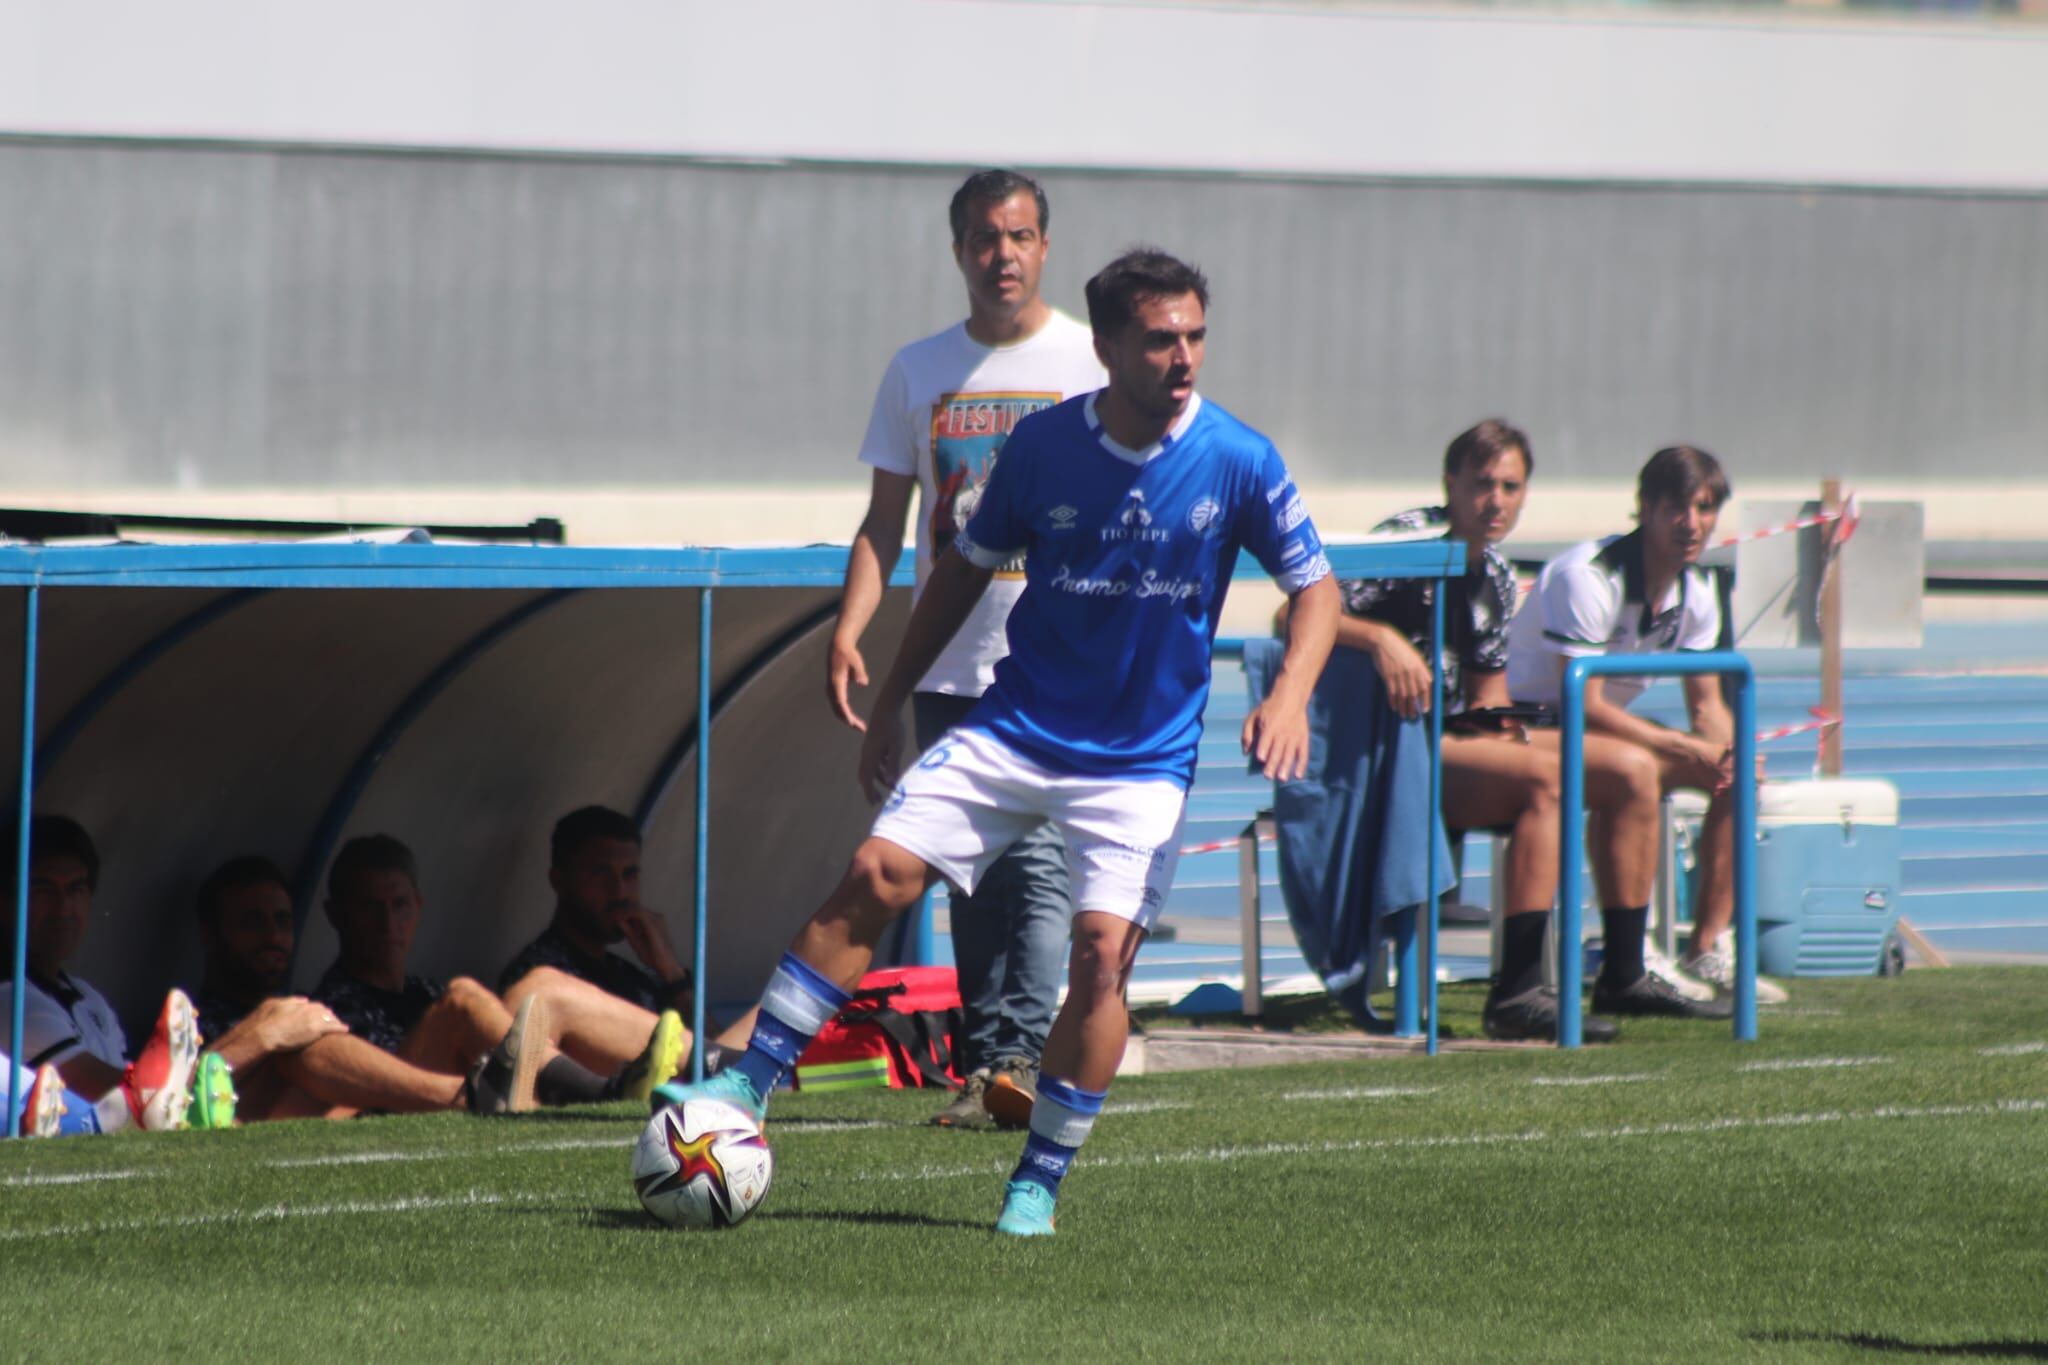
{"left": 1, "top": 538, "right": 1465, "bottom": 1082}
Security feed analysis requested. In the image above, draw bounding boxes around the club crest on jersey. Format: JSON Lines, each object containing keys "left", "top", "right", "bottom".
{"left": 1186, "top": 497, "right": 1223, "bottom": 537}
{"left": 1102, "top": 489, "right": 1169, "bottom": 543}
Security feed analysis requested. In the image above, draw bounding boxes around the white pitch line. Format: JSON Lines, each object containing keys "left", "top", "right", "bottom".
{"left": 1980, "top": 1042, "right": 2048, "bottom": 1057}
{"left": 1278, "top": 1085, "right": 1439, "bottom": 1102}
{"left": 11, "top": 1100, "right": 2044, "bottom": 1239}
{"left": 264, "top": 1134, "right": 627, "bottom": 1169}
{"left": 860, "top": 1097, "right": 2048, "bottom": 1185}
{"left": 2, "top": 1168, "right": 152, "bottom": 1188}
{"left": 0, "top": 1189, "right": 519, "bottom": 1243}
{"left": 1530, "top": 1074, "right": 1661, "bottom": 1088}
{"left": 1104, "top": 1100, "right": 1193, "bottom": 1115}
{"left": 1738, "top": 1056, "right": 1889, "bottom": 1073}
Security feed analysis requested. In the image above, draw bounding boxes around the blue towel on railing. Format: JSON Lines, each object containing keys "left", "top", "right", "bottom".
{"left": 1241, "top": 640, "right": 1455, "bottom": 1017}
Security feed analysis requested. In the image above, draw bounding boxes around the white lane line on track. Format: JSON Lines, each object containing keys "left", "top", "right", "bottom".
{"left": 0, "top": 1189, "right": 520, "bottom": 1242}
{"left": 1738, "top": 1056, "right": 1889, "bottom": 1073}
{"left": 860, "top": 1097, "right": 2048, "bottom": 1184}
{"left": 1278, "top": 1086, "right": 1438, "bottom": 1102}
{"left": 1981, "top": 1042, "right": 2047, "bottom": 1057}
{"left": 1530, "top": 1074, "right": 1661, "bottom": 1088}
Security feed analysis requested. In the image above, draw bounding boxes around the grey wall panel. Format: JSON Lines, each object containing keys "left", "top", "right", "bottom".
{"left": 2, "top": 140, "right": 2044, "bottom": 491}
{"left": 0, "top": 144, "right": 274, "bottom": 484}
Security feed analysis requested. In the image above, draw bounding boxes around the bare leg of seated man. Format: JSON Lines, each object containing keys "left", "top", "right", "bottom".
{"left": 1549, "top": 734, "right": 1741, "bottom": 1015}
{"left": 393, "top": 976, "right": 523, "bottom": 1078}
{"left": 1654, "top": 762, "right": 1783, "bottom": 1002}
{"left": 1448, "top": 730, "right": 1625, "bottom": 1042}
{"left": 249, "top": 1033, "right": 465, "bottom": 1118}
{"left": 391, "top": 976, "right": 630, "bottom": 1112}
{"left": 501, "top": 966, "right": 758, "bottom": 1077}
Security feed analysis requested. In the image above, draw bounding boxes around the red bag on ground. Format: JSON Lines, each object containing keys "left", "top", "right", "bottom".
{"left": 793, "top": 965, "right": 965, "bottom": 1092}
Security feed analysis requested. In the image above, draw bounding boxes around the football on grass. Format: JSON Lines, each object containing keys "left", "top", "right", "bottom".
{"left": 631, "top": 1099, "right": 774, "bottom": 1229}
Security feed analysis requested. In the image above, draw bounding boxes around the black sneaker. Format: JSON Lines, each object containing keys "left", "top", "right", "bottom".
{"left": 465, "top": 997, "right": 547, "bottom": 1115}
{"left": 1483, "top": 984, "right": 1620, "bottom": 1043}
{"left": 1591, "top": 971, "right": 1735, "bottom": 1020}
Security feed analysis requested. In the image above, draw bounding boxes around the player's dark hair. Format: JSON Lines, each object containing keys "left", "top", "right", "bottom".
{"left": 195, "top": 855, "right": 290, "bottom": 926}
{"left": 26, "top": 814, "right": 99, "bottom": 888}
{"left": 1084, "top": 248, "right": 1210, "bottom": 338}
{"left": 328, "top": 833, "right": 420, "bottom": 901}
{"left": 550, "top": 805, "right": 641, "bottom": 869}
{"left": 1637, "top": 445, "right": 1730, "bottom": 512}
{"left": 1444, "top": 419, "right": 1534, "bottom": 481}
{"left": 949, "top": 168, "right": 1049, "bottom": 247}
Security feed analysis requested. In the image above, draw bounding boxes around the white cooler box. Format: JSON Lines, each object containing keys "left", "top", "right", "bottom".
{"left": 1668, "top": 779, "right": 1902, "bottom": 977}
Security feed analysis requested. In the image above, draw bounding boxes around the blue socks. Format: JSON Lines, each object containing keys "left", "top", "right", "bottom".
{"left": 731, "top": 952, "right": 851, "bottom": 1099}
{"left": 1010, "top": 1074, "right": 1106, "bottom": 1198}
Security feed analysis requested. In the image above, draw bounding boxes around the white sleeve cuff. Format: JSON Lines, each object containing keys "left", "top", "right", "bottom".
{"left": 1275, "top": 554, "right": 1331, "bottom": 597}
{"left": 857, "top": 447, "right": 916, "bottom": 477}
{"left": 952, "top": 531, "right": 1011, "bottom": 570}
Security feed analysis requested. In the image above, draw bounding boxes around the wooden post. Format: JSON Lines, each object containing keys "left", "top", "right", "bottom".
{"left": 1819, "top": 479, "right": 1844, "bottom": 776}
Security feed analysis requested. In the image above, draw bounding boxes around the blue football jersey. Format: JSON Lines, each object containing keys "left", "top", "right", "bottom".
{"left": 954, "top": 392, "right": 1330, "bottom": 786}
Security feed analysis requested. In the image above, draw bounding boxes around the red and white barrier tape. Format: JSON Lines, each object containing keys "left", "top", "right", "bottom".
{"left": 1178, "top": 831, "right": 1275, "bottom": 857}
{"left": 1756, "top": 707, "right": 1842, "bottom": 745}
{"left": 1715, "top": 492, "right": 1860, "bottom": 550}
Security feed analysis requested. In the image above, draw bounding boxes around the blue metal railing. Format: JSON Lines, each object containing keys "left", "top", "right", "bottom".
{"left": 1556, "top": 651, "right": 1760, "bottom": 1047}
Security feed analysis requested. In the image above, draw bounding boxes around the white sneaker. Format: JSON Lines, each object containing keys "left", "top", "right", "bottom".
{"left": 125, "top": 988, "right": 201, "bottom": 1131}
{"left": 1681, "top": 938, "right": 1790, "bottom": 1005}
{"left": 1643, "top": 943, "right": 1717, "bottom": 1002}
{"left": 20, "top": 1064, "right": 68, "bottom": 1138}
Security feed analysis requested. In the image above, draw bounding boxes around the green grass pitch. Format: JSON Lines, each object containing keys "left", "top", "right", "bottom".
{"left": 6, "top": 968, "right": 2046, "bottom": 1362}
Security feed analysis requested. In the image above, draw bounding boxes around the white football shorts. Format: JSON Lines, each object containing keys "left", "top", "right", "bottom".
{"left": 870, "top": 725, "right": 1187, "bottom": 929}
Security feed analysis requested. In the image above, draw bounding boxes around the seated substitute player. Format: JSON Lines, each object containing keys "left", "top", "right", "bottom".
{"left": 1277, "top": 419, "right": 1706, "bottom": 1038}
{"left": 498, "top": 806, "right": 754, "bottom": 1060}
{"left": 1506, "top": 444, "right": 1783, "bottom": 1008}
{"left": 315, "top": 834, "right": 693, "bottom": 1106}
{"left": 189, "top": 852, "right": 624, "bottom": 1119}
{"left": 0, "top": 815, "right": 300, "bottom": 1133}
{"left": 656, "top": 248, "right": 1341, "bottom": 1238}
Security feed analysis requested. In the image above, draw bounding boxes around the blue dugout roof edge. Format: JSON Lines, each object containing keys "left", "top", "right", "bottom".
{"left": 0, "top": 539, "right": 1465, "bottom": 589}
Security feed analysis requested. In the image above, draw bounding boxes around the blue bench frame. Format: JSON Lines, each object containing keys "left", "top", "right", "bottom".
{"left": 1555, "top": 651, "right": 1760, "bottom": 1047}
{"left": 1, "top": 538, "right": 1463, "bottom": 1136}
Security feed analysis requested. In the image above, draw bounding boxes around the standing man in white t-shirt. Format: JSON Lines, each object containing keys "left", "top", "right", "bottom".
{"left": 826, "top": 169, "right": 1106, "bottom": 1131}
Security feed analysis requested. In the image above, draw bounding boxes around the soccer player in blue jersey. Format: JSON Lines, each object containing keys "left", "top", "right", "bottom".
{"left": 656, "top": 248, "right": 1339, "bottom": 1237}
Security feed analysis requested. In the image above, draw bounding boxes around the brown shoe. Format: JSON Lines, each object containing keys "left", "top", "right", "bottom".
{"left": 467, "top": 996, "right": 549, "bottom": 1115}
{"left": 982, "top": 1056, "right": 1039, "bottom": 1131}
{"left": 930, "top": 1068, "right": 995, "bottom": 1130}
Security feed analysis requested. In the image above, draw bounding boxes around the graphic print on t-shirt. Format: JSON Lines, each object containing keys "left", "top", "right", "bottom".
{"left": 929, "top": 391, "right": 1061, "bottom": 578}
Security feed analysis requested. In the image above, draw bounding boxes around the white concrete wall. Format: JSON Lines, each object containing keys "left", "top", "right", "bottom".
{"left": 7, "top": 0, "right": 2048, "bottom": 190}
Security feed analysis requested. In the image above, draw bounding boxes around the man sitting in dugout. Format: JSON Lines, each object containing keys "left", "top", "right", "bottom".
{"left": 310, "top": 833, "right": 707, "bottom": 1107}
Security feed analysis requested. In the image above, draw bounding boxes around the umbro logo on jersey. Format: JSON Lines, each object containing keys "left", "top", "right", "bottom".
{"left": 1048, "top": 504, "right": 1079, "bottom": 531}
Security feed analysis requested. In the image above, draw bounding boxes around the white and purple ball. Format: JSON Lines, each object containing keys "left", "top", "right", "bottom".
{"left": 631, "top": 1099, "right": 774, "bottom": 1229}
